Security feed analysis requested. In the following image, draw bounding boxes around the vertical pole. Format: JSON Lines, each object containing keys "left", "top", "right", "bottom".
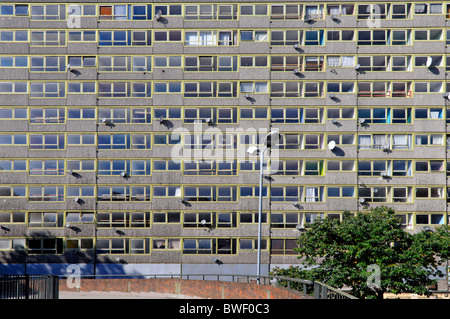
{"left": 257, "top": 148, "right": 265, "bottom": 284}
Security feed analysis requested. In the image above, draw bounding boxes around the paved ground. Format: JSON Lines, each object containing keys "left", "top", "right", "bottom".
{"left": 60, "top": 291, "right": 202, "bottom": 299}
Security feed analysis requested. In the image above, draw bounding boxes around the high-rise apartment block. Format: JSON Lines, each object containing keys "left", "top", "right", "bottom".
{"left": 0, "top": 1, "right": 448, "bottom": 287}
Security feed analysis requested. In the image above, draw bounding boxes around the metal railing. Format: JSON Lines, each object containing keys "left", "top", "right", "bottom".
{"left": 59, "top": 273, "right": 357, "bottom": 299}
{"left": 0, "top": 275, "right": 59, "bottom": 299}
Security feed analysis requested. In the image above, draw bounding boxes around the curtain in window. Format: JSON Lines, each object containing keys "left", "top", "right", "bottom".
{"left": 415, "top": 4, "right": 427, "bottom": 13}
{"left": 219, "top": 31, "right": 231, "bottom": 45}
{"left": 373, "top": 134, "right": 387, "bottom": 149}
{"left": 393, "top": 134, "right": 411, "bottom": 149}
{"left": 430, "top": 4, "right": 442, "bottom": 14}
{"left": 200, "top": 31, "right": 214, "bottom": 45}
{"left": 327, "top": 56, "right": 340, "bottom": 67}
{"left": 305, "top": 6, "right": 319, "bottom": 16}
{"left": 330, "top": 8, "right": 340, "bottom": 15}
{"left": 305, "top": 187, "right": 317, "bottom": 202}
{"left": 407, "top": 161, "right": 413, "bottom": 176}
{"left": 254, "top": 82, "right": 268, "bottom": 93}
{"left": 240, "top": 82, "right": 253, "bottom": 93}
{"left": 255, "top": 31, "right": 268, "bottom": 41}
{"left": 358, "top": 135, "right": 371, "bottom": 149}
{"left": 431, "top": 134, "right": 443, "bottom": 145}
{"left": 342, "top": 56, "right": 355, "bottom": 67}
{"left": 430, "top": 109, "right": 441, "bottom": 119}
{"left": 154, "top": 239, "right": 165, "bottom": 249}
{"left": 114, "top": 5, "right": 127, "bottom": 19}
{"left": 185, "top": 32, "right": 198, "bottom": 46}
{"left": 169, "top": 239, "right": 181, "bottom": 249}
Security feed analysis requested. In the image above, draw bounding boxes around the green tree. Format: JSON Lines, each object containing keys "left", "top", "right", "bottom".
{"left": 271, "top": 206, "right": 450, "bottom": 299}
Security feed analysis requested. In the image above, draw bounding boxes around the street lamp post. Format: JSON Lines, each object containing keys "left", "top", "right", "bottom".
{"left": 247, "top": 131, "right": 280, "bottom": 284}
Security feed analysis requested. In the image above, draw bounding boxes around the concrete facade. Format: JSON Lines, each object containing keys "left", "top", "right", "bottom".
{"left": 0, "top": 0, "right": 448, "bottom": 289}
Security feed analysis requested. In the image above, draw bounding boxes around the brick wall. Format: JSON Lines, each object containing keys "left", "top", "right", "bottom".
{"left": 59, "top": 278, "right": 312, "bottom": 299}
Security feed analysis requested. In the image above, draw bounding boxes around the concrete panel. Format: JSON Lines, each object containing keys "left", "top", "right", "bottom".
{"left": 0, "top": 17, "right": 29, "bottom": 29}
{"left": 0, "top": 68, "right": 29, "bottom": 81}
{"left": 238, "top": 17, "right": 270, "bottom": 29}
{"left": 0, "top": 120, "right": 29, "bottom": 132}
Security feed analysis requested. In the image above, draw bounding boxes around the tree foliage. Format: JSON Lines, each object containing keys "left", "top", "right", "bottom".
{"left": 271, "top": 206, "right": 450, "bottom": 299}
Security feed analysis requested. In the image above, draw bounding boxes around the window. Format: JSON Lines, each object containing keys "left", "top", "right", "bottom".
{"left": 0, "top": 186, "right": 26, "bottom": 197}
{"left": 240, "top": 30, "right": 268, "bottom": 42}
{"left": 415, "top": 29, "right": 443, "bottom": 42}
{"left": 98, "top": 56, "right": 151, "bottom": 72}
{"left": 326, "top": 108, "right": 355, "bottom": 120}
{"left": 184, "top": 30, "right": 236, "bottom": 46}
{"left": 327, "top": 186, "right": 355, "bottom": 198}
{"left": 270, "top": 81, "right": 301, "bottom": 97}
{"left": 327, "top": 160, "right": 355, "bottom": 172}
{"left": 97, "top": 186, "right": 131, "bottom": 201}
{"left": 154, "top": 5, "right": 182, "bottom": 16}
{"left": 392, "top": 30, "right": 411, "bottom": 45}
{"left": 415, "top": 134, "right": 444, "bottom": 146}
{"left": 29, "top": 108, "right": 65, "bottom": 124}
{"left": 66, "top": 212, "right": 95, "bottom": 224}
{"left": 68, "top": 30, "right": 96, "bottom": 42}
{"left": 327, "top": 81, "right": 354, "bottom": 93}
{"left": 357, "top": 56, "right": 388, "bottom": 72}
{"left": 239, "top": 239, "right": 267, "bottom": 251}
{"left": 327, "top": 4, "right": 354, "bottom": 16}
{"left": 28, "top": 212, "right": 63, "bottom": 228}
{"left": 30, "top": 82, "right": 65, "bottom": 98}
{"left": 28, "top": 238, "right": 63, "bottom": 254}
{"left": 29, "top": 159, "right": 64, "bottom": 175}
{"left": 183, "top": 212, "right": 213, "bottom": 228}
{"left": 358, "top": 186, "right": 388, "bottom": 203}
{"left": 304, "top": 30, "right": 324, "bottom": 45}
{"left": 154, "top": 30, "right": 182, "bottom": 42}
{"left": 154, "top": 56, "right": 182, "bottom": 69}
{"left": 67, "top": 134, "right": 96, "bottom": 146}
{"left": 239, "top": 82, "right": 268, "bottom": 94}
{"left": 415, "top": 3, "right": 442, "bottom": 15}
{"left": 152, "top": 238, "right": 181, "bottom": 250}
{"left": 31, "top": 4, "right": 65, "bottom": 20}
{"left": 183, "top": 238, "right": 213, "bottom": 254}
{"left": 98, "top": 30, "right": 151, "bottom": 46}
{"left": 30, "top": 30, "right": 65, "bottom": 46}
{"left": 0, "top": 4, "right": 28, "bottom": 16}
{"left": 240, "top": 108, "right": 267, "bottom": 119}
{"left": 327, "top": 30, "right": 354, "bottom": 41}
{"left": 358, "top": 108, "right": 389, "bottom": 124}
{"left": 391, "top": 3, "right": 409, "bottom": 19}
{"left": 416, "top": 214, "right": 445, "bottom": 225}
{"left": 415, "top": 108, "right": 443, "bottom": 119}
{"left": 271, "top": 213, "right": 300, "bottom": 228}
{"left": 241, "top": 4, "right": 267, "bottom": 16}
{"left": 0, "top": 82, "right": 27, "bottom": 93}
{"left": 0, "top": 160, "right": 26, "bottom": 172}
{"left": 270, "top": 55, "right": 300, "bottom": 71}
{"left": 270, "top": 30, "right": 301, "bottom": 46}
{"left": 270, "top": 4, "right": 302, "bottom": 20}
{"left": 66, "top": 238, "right": 94, "bottom": 251}
{"left": 98, "top": 81, "right": 151, "bottom": 98}
{"left": 0, "top": 56, "right": 28, "bottom": 68}
{"left": 271, "top": 186, "right": 300, "bottom": 202}
{"left": 153, "top": 212, "right": 181, "bottom": 224}
{"left": 357, "top": 29, "right": 388, "bottom": 45}
{"left": 357, "top": 4, "right": 387, "bottom": 19}
{"left": 304, "top": 56, "right": 325, "bottom": 71}
{"left": 270, "top": 239, "right": 297, "bottom": 255}
{"left": 29, "top": 134, "right": 65, "bottom": 149}
{"left": 28, "top": 186, "right": 64, "bottom": 201}
{"left": 327, "top": 55, "right": 355, "bottom": 68}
